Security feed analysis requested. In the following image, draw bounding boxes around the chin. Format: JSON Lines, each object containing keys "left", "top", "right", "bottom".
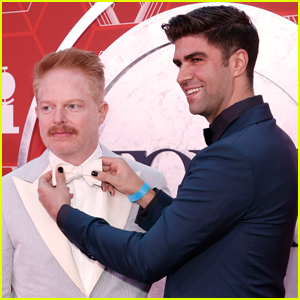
{"left": 189, "top": 106, "right": 201, "bottom": 115}
{"left": 48, "top": 142, "right": 77, "bottom": 156}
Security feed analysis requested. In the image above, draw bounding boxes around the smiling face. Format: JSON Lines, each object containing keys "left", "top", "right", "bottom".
{"left": 173, "top": 35, "right": 235, "bottom": 123}
{"left": 35, "top": 68, "right": 108, "bottom": 165}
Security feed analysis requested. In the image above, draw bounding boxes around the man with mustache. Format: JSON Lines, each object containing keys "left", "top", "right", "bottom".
{"left": 38, "top": 5, "right": 297, "bottom": 298}
{"left": 2, "top": 48, "right": 169, "bottom": 297}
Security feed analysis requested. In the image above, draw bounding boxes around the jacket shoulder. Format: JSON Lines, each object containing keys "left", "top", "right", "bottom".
{"left": 2, "top": 151, "right": 49, "bottom": 185}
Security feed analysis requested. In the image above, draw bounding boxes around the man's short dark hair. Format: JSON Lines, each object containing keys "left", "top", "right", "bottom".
{"left": 162, "top": 5, "right": 259, "bottom": 86}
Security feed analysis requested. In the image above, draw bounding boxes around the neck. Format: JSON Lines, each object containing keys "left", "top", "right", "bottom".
{"left": 228, "top": 89, "right": 254, "bottom": 109}
{"left": 53, "top": 144, "right": 99, "bottom": 166}
{"left": 207, "top": 85, "right": 254, "bottom": 124}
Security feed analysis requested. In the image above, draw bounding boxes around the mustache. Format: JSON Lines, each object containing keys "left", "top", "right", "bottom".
{"left": 47, "top": 124, "right": 78, "bottom": 137}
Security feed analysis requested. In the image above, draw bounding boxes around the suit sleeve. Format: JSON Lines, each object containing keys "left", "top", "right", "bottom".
{"left": 136, "top": 189, "right": 173, "bottom": 231}
{"left": 58, "top": 144, "right": 255, "bottom": 284}
{"left": 2, "top": 215, "right": 14, "bottom": 298}
{"left": 136, "top": 165, "right": 173, "bottom": 230}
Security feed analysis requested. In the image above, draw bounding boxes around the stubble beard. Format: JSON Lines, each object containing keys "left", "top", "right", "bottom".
{"left": 41, "top": 123, "right": 99, "bottom": 160}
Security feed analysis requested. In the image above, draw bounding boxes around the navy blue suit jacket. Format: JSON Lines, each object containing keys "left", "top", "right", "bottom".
{"left": 59, "top": 103, "right": 297, "bottom": 297}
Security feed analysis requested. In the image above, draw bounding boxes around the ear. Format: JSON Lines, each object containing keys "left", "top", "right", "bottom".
{"left": 98, "top": 101, "right": 109, "bottom": 126}
{"left": 231, "top": 49, "right": 248, "bottom": 78}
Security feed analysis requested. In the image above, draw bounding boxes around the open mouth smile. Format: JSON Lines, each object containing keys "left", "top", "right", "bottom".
{"left": 187, "top": 87, "right": 202, "bottom": 95}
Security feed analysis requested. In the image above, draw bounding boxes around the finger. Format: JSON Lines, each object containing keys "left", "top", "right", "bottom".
{"left": 102, "top": 165, "right": 111, "bottom": 172}
{"left": 101, "top": 181, "right": 107, "bottom": 192}
{"left": 56, "top": 167, "right": 67, "bottom": 186}
{"left": 39, "top": 170, "right": 53, "bottom": 184}
{"left": 92, "top": 170, "right": 118, "bottom": 187}
{"left": 38, "top": 171, "right": 53, "bottom": 190}
{"left": 101, "top": 156, "right": 120, "bottom": 167}
{"left": 107, "top": 184, "right": 115, "bottom": 196}
{"left": 91, "top": 170, "right": 107, "bottom": 191}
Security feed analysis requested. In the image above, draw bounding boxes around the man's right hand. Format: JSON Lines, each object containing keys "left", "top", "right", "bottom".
{"left": 38, "top": 168, "right": 73, "bottom": 221}
{"left": 92, "top": 157, "right": 155, "bottom": 208}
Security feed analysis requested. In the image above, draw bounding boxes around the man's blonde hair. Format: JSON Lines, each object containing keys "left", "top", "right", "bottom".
{"left": 33, "top": 48, "right": 105, "bottom": 103}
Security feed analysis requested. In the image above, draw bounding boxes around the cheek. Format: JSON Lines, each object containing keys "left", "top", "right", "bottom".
{"left": 38, "top": 116, "right": 54, "bottom": 134}
{"left": 78, "top": 114, "right": 98, "bottom": 130}
{"left": 194, "top": 69, "right": 205, "bottom": 83}
{"left": 38, "top": 118, "right": 48, "bottom": 131}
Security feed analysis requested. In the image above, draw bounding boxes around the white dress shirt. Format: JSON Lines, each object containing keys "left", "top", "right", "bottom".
{"left": 49, "top": 146, "right": 104, "bottom": 295}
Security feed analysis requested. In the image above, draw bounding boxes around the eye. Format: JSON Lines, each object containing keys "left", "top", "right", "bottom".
{"left": 69, "top": 104, "right": 78, "bottom": 109}
{"left": 192, "top": 58, "right": 202, "bottom": 63}
{"left": 173, "top": 60, "right": 182, "bottom": 68}
{"left": 42, "top": 106, "right": 51, "bottom": 111}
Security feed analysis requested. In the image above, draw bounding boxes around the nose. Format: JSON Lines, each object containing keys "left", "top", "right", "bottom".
{"left": 53, "top": 107, "right": 67, "bottom": 125}
{"left": 176, "top": 64, "right": 193, "bottom": 86}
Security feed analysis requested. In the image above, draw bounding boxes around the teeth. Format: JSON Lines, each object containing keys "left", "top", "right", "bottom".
{"left": 187, "top": 87, "right": 202, "bottom": 95}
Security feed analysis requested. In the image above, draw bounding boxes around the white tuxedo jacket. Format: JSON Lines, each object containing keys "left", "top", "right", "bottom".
{"left": 2, "top": 144, "right": 169, "bottom": 298}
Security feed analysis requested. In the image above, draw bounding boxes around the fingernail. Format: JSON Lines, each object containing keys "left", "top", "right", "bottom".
{"left": 58, "top": 167, "right": 64, "bottom": 173}
{"left": 91, "top": 171, "right": 98, "bottom": 177}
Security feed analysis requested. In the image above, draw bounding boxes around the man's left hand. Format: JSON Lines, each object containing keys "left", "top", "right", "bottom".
{"left": 38, "top": 168, "right": 73, "bottom": 221}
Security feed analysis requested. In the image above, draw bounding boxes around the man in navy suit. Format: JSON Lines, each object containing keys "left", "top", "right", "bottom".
{"left": 38, "top": 5, "right": 297, "bottom": 297}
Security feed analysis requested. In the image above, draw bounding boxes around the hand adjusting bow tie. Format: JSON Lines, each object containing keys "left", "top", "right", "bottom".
{"left": 52, "top": 158, "right": 102, "bottom": 187}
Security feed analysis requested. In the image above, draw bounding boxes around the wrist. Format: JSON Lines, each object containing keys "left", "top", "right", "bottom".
{"left": 57, "top": 204, "right": 72, "bottom": 227}
{"left": 128, "top": 182, "right": 151, "bottom": 203}
{"left": 137, "top": 188, "right": 156, "bottom": 208}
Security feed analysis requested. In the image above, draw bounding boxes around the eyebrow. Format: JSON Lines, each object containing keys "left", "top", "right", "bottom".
{"left": 173, "top": 51, "right": 208, "bottom": 65}
{"left": 38, "top": 99, "right": 85, "bottom": 106}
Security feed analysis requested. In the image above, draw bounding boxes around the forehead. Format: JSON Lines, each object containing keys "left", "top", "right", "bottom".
{"left": 173, "top": 35, "right": 221, "bottom": 59}
{"left": 40, "top": 68, "right": 88, "bottom": 86}
{"left": 37, "top": 68, "right": 91, "bottom": 99}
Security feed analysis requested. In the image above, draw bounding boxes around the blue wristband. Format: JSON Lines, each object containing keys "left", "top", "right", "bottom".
{"left": 128, "top": 182, "right": 151, "bottom": 203}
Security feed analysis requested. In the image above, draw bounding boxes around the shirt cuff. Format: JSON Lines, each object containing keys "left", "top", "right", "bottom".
{"left": 57, "top": 204, "right": 73, "bottom": 231}
{"left": 135, "top": 188, "right": 161, "bottom": 226}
